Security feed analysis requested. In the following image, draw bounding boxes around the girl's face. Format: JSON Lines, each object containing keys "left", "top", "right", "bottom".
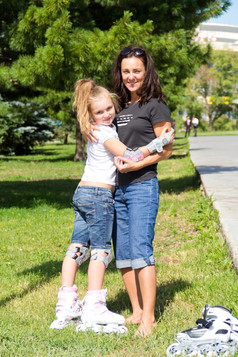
{"left": 90, "top": 95, "right": 115, "bottom": 126}
{"left": 121, "top": 56, "right": 146, "bottom": 96}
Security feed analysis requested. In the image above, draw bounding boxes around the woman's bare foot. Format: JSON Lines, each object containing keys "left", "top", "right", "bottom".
{"left": 125, "top": 310, "right": 143, "bottom": 325}
{"left": 133, "top": 319, "right": 157, "bottom": 338}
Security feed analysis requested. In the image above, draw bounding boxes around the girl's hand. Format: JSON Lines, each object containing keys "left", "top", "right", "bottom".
{"left": 160, "top": 126, "right": 175, "bottom": 143}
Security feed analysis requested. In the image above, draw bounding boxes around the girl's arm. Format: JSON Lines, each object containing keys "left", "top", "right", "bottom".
{"left": 114, "top": 121, "right": 173, "bottom": 173}
{"left": 104, "top": 138, "right": 147, "bottom": 159}
{"left": 104, "top": 125, "right": 173, "bottom": 162}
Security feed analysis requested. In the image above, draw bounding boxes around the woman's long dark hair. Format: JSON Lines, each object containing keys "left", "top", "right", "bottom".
{"left": 112, "top": 45, "right": 166, "bottom": 108}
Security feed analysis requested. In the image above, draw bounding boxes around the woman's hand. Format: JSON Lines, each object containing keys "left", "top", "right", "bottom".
{"left": 114, "top": 156, "right": 139, "bottom": 173}
{"left": 85, "top": 124, "right": 100, "bottom": 143}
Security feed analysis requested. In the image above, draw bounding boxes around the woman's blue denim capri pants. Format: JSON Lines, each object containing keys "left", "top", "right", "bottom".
{"left": 71, "top": 186, "right": 114, "bottom": 249}
{"left": 112, "top": 177, "right": 159, "bottom": 270}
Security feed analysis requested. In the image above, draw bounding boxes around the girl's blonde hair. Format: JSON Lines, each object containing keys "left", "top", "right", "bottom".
{"left": 73, "top": 78, "right": 119, "bottom": 141}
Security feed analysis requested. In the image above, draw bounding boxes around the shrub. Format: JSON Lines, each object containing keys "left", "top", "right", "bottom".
{"left": 0, "top": 99, "right": 55, "bottom": 155}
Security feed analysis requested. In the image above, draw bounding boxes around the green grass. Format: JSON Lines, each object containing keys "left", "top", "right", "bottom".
{"left": 176, "top": 129, "right": 238, "bottom": 137}
{"left": 1, "top": 140, "right": 238, "bottom": 357}
{"left": 195, "top": 130, "right": 238, "bottom": 136}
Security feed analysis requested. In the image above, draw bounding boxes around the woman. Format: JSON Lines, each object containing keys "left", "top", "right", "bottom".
{"left": 111, "top": 45, "right": 173, "bottom": 337}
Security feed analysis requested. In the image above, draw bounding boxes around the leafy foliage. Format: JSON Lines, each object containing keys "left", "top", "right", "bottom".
{"left": 0, "top": 99, "right": 55, "bottom": 155}
{"left": 185, "top": 50, "right": 238, "bottom": 130}
{"left": 0, "top": 0, "right": 232, "bottom": 156}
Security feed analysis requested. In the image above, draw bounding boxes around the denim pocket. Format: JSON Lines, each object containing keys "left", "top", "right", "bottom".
{"left": 73, "top": 194, "right": 96, "bottom": 225}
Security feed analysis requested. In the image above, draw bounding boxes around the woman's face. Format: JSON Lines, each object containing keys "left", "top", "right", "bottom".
{"left": 121, "top": 56, "right": 145, "bottom": 95}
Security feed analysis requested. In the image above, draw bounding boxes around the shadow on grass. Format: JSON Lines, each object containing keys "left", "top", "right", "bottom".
{"left": 0, "top": 258, "right": 119, "bottom": 308}
{"left": 155, "top": 279, "right": 191, "bottom": 319}
{"left": 108, "top": 278, "right": 191, "bottom": 318}
{"left": 1, "top": 143, "right": 77, "bottom": 163}
{"left": 0, "top": 259, "right": 63, "bottom": 308}
{"left": 159, "top": 173, "right": 200, "bottom": 194}
{"left": 0, "top": 137, "right": 194, "bottom": 208}
{"left": 0, "top": 179, "right": 79, "bottom": 209}
{"left": 0, "top": 254, "right": 190, "bottom": 322}
{"left": 0, "top": 172, "right": 199, "bottom": 209}
{"left": 1, "top": 154, "right": 76, "bottom": 163}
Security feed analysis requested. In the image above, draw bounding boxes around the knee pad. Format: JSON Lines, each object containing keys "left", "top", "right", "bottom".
{"left": 90, "top": 249, "right": 112, "bottom": 268}
{"left": 66, "top": 246, "right": 89, "bottom": 267}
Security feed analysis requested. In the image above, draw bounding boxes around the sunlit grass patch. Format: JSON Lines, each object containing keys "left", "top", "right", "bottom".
{"left": 1, "top": 140, "right": 238, "bottom": 356}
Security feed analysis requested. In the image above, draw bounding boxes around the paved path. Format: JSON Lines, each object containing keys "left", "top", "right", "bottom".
{"left": 189, "top": 136, "right": 238, "bottom": 268}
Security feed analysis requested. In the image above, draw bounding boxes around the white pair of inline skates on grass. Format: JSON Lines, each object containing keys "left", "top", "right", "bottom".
{"left": 50, "top": 285, "right": 127, "bottom": 334}
{"left": 167, "top": 304, "right": 238, "bottom": 356}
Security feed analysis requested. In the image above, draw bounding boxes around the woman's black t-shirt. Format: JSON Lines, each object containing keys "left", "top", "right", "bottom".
{"left": 114, "top": 98, "right": 171, "bottom": 186}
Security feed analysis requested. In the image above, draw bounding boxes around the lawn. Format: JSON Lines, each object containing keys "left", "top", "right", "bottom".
{"left": 1, "top": 139, "right": 238, "bottom": 356}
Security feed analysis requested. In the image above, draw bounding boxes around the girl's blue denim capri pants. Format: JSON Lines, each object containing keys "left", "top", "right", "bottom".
{"left": 112, "top": 177, "right": 159, "bottom": 270}
{"left": 71, "top": 186, "right": 114, "bottom": 249}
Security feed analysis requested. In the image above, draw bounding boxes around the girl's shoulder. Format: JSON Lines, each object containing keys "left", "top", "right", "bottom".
{"left": 96, "top": 124, "right": 118, "bottom": 143}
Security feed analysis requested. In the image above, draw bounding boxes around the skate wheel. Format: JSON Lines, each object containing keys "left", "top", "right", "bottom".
{"left": 103, "top": 324, "right": 127, "bottom": 334}
{"left": 166, "top": 343, "right": 182, "bottom": 356}
{"left": 227, "top": 340, "right": 237, "bottom": 355}
{"left": 91, "top": 324, "right": 102, "bottom": 334}
{"left": 117, "top": 325, "right": 128, "bottom": 334}
{"left": 198, "top": 344, "right": 211, "bottom": 355}
{"left": 183, "top": 345, "right": 197, "bottom": 356}
{"left": 214, "top": 341, "right": 229, "bottom": 355}
{"left": 50, "top": 319, "right": 71, "bottom": 330}
{"left": 76, "top": 322, "right": 104, "bottom": 334}
{"left": 76, "top": 322, "right": 88, "bottom": 332}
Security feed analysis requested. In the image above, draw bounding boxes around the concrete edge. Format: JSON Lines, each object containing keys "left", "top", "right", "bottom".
{"left": 196, "top": 170, "right": 238, "bottom": 271}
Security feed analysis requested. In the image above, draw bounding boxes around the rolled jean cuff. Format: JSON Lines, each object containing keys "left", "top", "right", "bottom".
{"left": 116, "top": 255, "right": 155, "bottom": 270}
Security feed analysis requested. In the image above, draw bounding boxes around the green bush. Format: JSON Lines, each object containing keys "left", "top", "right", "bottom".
{"left": 214, "top": 115, "right": 237, "bottom": 131}
{"left": 0, "top": 99, "right": 55, "bottom": 155}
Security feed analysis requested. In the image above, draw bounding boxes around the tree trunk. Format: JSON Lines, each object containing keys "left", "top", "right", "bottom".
{"left": 64, "top": 133, "right": 68, "bottom": 145}
{"left": 74, "top": 119, "right": 86, "bottom": 161}
{"left": 208, "top": 116, "right": 214, "bottom": 131}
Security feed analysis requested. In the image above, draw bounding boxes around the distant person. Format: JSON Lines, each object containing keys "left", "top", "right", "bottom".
{"left": 185, "top": 116, "right": 191, "bottom": 137}
{"left": 192, "top": 117, "right": 199, "bottom": 137}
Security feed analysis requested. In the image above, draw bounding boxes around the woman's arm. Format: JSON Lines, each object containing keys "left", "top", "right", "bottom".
{"left": 114, "top": 121, "right": 173, "bottom": 173}
{"left": 104, "top": 124, "right": 173, "bottom": 161}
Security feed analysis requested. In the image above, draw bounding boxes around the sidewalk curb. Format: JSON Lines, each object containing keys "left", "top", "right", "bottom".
{"left": 189, "top": 136, "right": 238, "bottom": 272}
{"left": 198, "top": 171, "right": 238, "bottom": 271}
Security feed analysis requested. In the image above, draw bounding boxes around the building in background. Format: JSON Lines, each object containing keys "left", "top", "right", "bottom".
{"left": 195, "top": 23, "right": 238, "bottom": 52}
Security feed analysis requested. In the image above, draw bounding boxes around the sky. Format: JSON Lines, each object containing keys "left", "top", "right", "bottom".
{"left": 206, "top": 1, "right": 238, "bottom": 26}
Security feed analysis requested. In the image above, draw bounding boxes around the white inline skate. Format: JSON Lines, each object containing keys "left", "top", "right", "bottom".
{"left": 167, "top": 304, "right": 238, "bottom": 356}
{"left": 50, "top": 285, "right": 82, "bottom": 329}
{"left": 76, "top": 289, "right": 128, "bottom": 334}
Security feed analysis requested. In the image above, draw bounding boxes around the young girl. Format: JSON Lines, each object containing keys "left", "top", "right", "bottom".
{"left": 50, "top": 78, "right": 172, "bottom": 333}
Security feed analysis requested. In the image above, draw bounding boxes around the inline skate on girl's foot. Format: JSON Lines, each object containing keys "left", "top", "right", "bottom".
{"left": 76, "top": 289, "right": 127, "bottom": 334}
{"left": 50, "top": 285, "right": 82, "bottom": 329}
{"left": 167, "top": 304, "right": 238, "bottom": 356}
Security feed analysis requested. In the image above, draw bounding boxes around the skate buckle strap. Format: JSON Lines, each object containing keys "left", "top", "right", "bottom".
{"left": 196, "top": 318, "right": 213, "bottom": 329}
{"left": 66, "top": 246, "right": 89, "bottom": 267}
{"left": 123, "top": 148, "right": 144, "bottom": 162}
{"left": 90, "top": 249, "right": 112, "bottom": 268}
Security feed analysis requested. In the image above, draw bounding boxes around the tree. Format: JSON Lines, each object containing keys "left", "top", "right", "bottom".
{"left": 68, "top": 0, "right": 231, "bottom": 34}
{"left": 0, "top": 99, "right": 55, "bottom": 155}
{"left": 186, "top": 50, "right": 238, "bottom": 130}
{"left": 0, "top": 0, "right": 232, "bottom": 158}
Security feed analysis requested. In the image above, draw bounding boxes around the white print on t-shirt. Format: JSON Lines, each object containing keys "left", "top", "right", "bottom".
{"left": 117, "top": 114, "right": 133, "bottom": 126}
